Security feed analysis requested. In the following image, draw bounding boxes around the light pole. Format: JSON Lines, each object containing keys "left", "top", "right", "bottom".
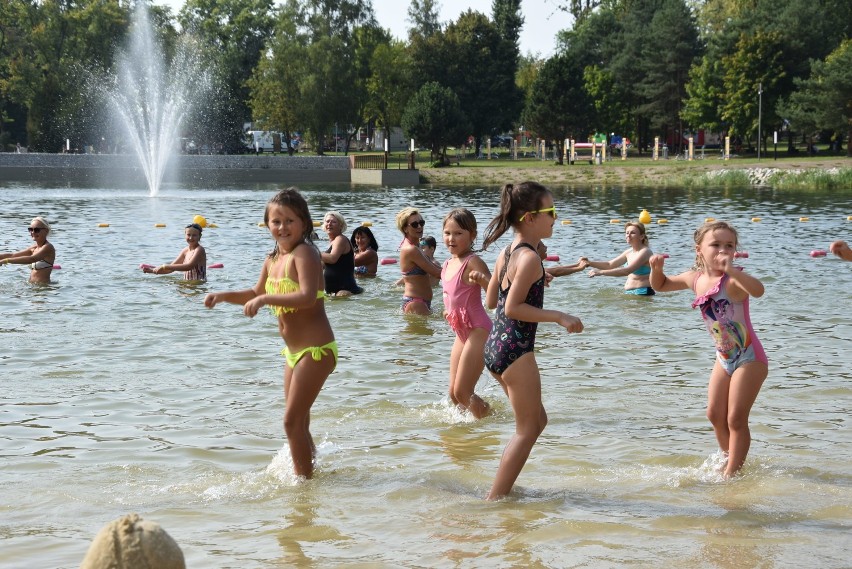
{"left": 757, "top": 83, "right": 763, "bottom": 161}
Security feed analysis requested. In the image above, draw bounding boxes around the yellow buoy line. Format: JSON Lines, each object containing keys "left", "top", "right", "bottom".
{"left": 104, "top": 213, "right": 852, "bottom": 230}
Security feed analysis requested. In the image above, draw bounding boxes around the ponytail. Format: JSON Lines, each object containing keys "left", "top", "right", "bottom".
{"left": 482, "top": 181, "right": 551, "bottom": 250}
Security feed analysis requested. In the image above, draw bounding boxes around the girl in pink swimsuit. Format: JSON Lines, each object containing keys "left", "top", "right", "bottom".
{"left": 441, "top": 208, "right": 492, "bottom": 419}
{"left": 649, "top": 220, "right": 768, "bottom": 479}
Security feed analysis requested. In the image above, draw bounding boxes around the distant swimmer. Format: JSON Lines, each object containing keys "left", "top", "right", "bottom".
{"left": 143, "top": 223, "right": 207, "bottom": 281}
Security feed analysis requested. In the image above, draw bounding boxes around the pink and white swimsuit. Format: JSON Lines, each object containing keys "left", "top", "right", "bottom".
{"left": 692, "top": 272, "right": 767, "bottom": 375}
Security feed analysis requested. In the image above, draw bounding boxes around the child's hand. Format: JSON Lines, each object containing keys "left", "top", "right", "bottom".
{"left": 468, "top": 270, "right": 488, "bottom": 287}
{"left": 717, "top": 252, "right": 735, "bottom": 273}
{"left": 557, "top": 313, "right": 583, "bottom": 333}
{"left": 577, "top": 257, "right": 589, "bottom": 269}
{"left": 243, "top": 296, "right": 265, "bottom": 317}
{"left": 648, "top": 254, "right": 666, "bottom": 270}
{"left": 544, "top": 272, "right": 554, "bottom": 286}
{"left": 587, "top": 269, "right": 601, "bottom": 277}
{"left": 204, "top": 293, "right": 220, "bottom": 308}
{"left": 830, "top": 240, "right": 849, "bottom": 257}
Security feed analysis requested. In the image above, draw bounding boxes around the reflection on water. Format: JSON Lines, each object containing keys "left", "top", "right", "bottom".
{"left": 0, "top": 182, "right": 850, "bottom": 568}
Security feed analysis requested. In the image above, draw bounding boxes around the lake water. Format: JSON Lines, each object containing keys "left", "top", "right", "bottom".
{"left": 1, "top": 180, "right": 850, "bottom": 568}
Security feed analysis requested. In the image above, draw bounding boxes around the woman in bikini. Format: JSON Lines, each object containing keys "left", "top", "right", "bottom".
{"left": 479, "top": 182, "right": 584, "bottom": 500}
{"left": 584, "top": 221, "right": 654, "bottom": 295}
{"left": 205, "top": 188, "right": 335, "bottom": 479}
{"left": 396, "top": 207, "right": 441, "bottom": 315}
{"left": 143, "top": 223, "right": 207, "bottom": 281}
{"left": 0, "top": 216, "right": 56, "bottom": 284}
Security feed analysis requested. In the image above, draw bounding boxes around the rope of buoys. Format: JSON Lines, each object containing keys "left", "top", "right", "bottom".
{"left": 610, "top": 219, "right": 620, "bottom": 224}
{"left": 657, "top": 219, "right": 668, "bottom": 224}
{"left": 362, "top": 221, "right": 373, "bottom": 227}
{"left": 705, "top": 217, "right": 715, "bottom": 223}
{"left": 561, "top": 220, "right": 572, "bottom": 225}
{"left": 154, "top": 223, "right": 166, "bottom": 228}
{"left": 800, "top": 217, "right": 810, "bottom": 222}
{"left": 97, "top": 223, "right": 110, "bottom": 227}
{"left": 751, "top": 217, "right": 761, "bottom": 222}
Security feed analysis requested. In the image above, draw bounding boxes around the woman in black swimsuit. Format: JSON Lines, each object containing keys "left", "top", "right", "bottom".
{"left": 320, "top": 211, "right": 362, "bottom": 296}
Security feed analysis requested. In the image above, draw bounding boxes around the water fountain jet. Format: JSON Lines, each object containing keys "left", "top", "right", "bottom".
{"left": 108, "top": 5, "right": 209, "bottom": 196}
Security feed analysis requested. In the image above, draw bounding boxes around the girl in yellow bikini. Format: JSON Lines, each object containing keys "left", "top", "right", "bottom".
{"left": 204, "top": 188, "right": 336, "bottom": 479}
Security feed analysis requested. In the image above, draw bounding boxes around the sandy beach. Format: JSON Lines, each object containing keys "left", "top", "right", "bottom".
{"left": 420, "top": 155, "right": 851, "bottom": 186}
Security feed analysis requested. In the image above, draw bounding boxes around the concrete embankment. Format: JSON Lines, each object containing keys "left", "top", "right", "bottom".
{"left": 0, "top": 153, "right": 420, "bottom": 186}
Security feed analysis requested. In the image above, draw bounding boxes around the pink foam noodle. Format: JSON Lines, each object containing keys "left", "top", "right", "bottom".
{"left": 545, "top": 255, "right": 560, "bottom": 262}
{"left": 140, "top": 263, "right": 156, "bottom": 270}
{"left": 734, "top": 251, "right": 749, "bottom": 258}
{"left": 380, "top": 258, "right": 398, "bottom": 265}
{"left": 208, "top": 263, "right": 224, "bottom": 269}
{"left": 810, "top": 250, "right": 827, "bottom": 258}
{"left": 53, "top": 265, "right": 61, "bottom": 269}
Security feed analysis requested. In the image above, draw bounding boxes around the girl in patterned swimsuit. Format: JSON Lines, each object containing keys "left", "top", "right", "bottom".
{"left": 143, "top": 223, "right": 207, "bottom": 281}
{"left": 205, "top": 188, "right": 335, "bottom": 480}
{"left": 440, "top": 208, "right": 492, "bottom": 419}
{"left": 478, "top": 182, "right": 584, "bottom": 500}
{"left": 649, "top": 221, "right": 768, "bottom": 478}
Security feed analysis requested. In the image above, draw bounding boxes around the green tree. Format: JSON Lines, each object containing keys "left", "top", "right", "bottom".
{"left": 366, "top": 39, "right": 414, "bottom": 136}
{"left": 781, "top": 40, "right": 852, "bottom": 157}
{"left": 634, "top": 0, "right": 700, "bottom": 151}
{"left": 719, "top": 30, "right": 785, "bottom": 147}
{"left": 0, "top": 0, "right": 129, "bottom": 151}
{"left": 407, "top": 0, "right": 442, "bottom": 38}
{"left": 686, "top": 0, "right": 849, "bottom": 150}
{"left": 401, "top": 81, "right": 470, "bottom": 164}
{"left": 179, "top": 0, "right": 276, "bottom": 151}
{"left": 523, "top": 52, "right": 595, "bottom": 164}
{"left": 246, "top": 4, "right": 302, "bottom": 153}
{"left": 443, "top": 10, "right": 517, "bottom": 153}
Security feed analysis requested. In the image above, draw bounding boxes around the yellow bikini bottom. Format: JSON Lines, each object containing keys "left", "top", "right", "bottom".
{"left": 281, "top": 341, "right": 338, "bottom": 370}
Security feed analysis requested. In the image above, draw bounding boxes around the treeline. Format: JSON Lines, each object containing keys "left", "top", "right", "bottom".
{"left": 1, "top": 0, "right": 849, "bottom": 159}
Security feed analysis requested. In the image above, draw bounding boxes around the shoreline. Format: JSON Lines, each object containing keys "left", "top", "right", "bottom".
{"left": 419, "top": 156, "right": 851, "bottom": 187}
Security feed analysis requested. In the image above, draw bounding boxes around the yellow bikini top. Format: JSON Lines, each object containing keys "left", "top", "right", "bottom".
{"left": 264, "top": 250, "right": 324, "bottom": 315}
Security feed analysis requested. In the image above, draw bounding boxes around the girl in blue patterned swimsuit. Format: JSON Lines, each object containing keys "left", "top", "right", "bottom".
{"left": 474, "top": 181, "right": 584, "bottom": 500}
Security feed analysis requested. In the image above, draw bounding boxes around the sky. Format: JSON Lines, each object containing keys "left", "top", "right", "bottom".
{"left": 154, "top": 0, "right": 572, "bottom": 56}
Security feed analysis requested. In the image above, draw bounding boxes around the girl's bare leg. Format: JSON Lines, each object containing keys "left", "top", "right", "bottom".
{"left": 724, "top": 361, "right": 767, "bottom": 477}
{"left": 448, "top": 338, "right": 463, "bottom": 407}
{"left": 283, "top": 355, "right": 334, "bottom": 478}
{"left": 706, "top": 361, "right": 732, "bottom": 455}
{"left": 452, "top": 328, "right": 490, "bottom": 419}
{"left": 486, "top": 354, "right": 547, "bottom": 500}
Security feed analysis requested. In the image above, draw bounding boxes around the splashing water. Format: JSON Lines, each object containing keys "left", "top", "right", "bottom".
{"left": 109, "top": 5, "right": 208, "bottom": 196}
